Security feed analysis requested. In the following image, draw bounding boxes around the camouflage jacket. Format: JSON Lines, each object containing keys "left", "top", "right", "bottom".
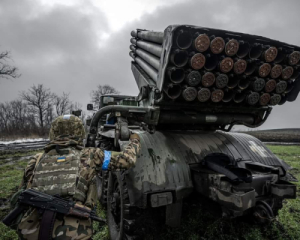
{"left": 20, "top": 136, "right": 141, "bottom": 208}
{"left": 18, "top": 136, "right": 140, "bottom": 240}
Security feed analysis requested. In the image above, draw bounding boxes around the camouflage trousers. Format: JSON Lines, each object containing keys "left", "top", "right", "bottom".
{"left": 18, "top": 208, "right": 92, "bottom": 240}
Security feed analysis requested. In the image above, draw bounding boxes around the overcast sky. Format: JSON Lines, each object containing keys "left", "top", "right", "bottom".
{"left": 0, "top": 0, "right": 299, "bottom": 130}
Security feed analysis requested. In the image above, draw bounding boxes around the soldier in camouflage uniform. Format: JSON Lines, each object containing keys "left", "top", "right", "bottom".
{"left": 17, "top": 115, "right": 140, "bottom": 240}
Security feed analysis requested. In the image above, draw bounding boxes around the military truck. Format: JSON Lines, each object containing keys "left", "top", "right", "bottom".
{"left": 86, "top": 25, "right": 300, "bottom": 240}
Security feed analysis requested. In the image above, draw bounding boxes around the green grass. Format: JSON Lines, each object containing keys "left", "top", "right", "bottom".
{"left": 92, "top": 204, "right": 109, "bottom": 240}
{"left": 0, "top": 156, "right": 32, "bottom": 239}
{"left": 0, "top": 146, "right": 299, "bottom": 240}
{"left": 0, "top": 150, "right": 40, "bottom": 160}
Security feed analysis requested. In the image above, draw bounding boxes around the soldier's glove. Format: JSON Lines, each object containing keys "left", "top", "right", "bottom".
{"left": 130, "top": 133, "right": 140, "bottom": 141}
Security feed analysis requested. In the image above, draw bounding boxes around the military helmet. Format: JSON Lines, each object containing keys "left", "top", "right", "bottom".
{"left": 49, "top": 115, "right": 86, "bottom": 140}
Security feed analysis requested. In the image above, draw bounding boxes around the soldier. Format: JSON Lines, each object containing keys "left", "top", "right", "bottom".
{"left": 16, "top": 114, "right": 140, "bottom": 240}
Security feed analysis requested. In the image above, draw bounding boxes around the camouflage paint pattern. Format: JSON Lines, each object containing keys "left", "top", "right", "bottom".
{"left": 49, "top": 115, "right": 86, "bottom": 144}
{"left": 31, "top": 147, "right": 84, "bottom": 199}
{"left": 18, "top": 208, "right": 92, "bottom": 240}
{"left": 123, "top": 130, "right": 292, "bottom": 208}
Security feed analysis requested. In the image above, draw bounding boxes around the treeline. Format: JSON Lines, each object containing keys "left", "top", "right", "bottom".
{"left": 0, "top": 84, "right": 84, "bottom": 139}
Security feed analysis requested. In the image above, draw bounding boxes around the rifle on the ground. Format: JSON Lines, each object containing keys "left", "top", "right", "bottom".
{"left": 2, "top": 188, "right": 106, "bottom": 227}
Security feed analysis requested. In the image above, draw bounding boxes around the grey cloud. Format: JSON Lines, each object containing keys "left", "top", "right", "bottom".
{"left": 0, "top": 0, "right": 299, "bottom": 130}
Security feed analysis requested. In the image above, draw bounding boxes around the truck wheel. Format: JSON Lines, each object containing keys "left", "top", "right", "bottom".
{"left": 96, "top": 170, "right": 109, "bottom": 207}
{"left": 107, "top": 171, "right": 137, "bottom": 240}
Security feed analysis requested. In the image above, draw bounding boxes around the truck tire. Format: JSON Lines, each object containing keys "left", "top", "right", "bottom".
{"left": 107, "top": 171, "right": 138, "bottom": 240}
{"left": 96, "top": 170, "right": 109, "bottom": 207}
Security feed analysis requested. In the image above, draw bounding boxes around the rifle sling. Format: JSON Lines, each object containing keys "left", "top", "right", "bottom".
{"left": 38, "top": 210, "right": 56, "bottom": 240}
{"left": 27, "top": 153, "right": 44, "bottom": 189}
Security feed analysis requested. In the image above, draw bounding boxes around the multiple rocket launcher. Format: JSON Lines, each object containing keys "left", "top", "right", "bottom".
{"left": 129, "top": 25, "right": 300, "bottom": 107}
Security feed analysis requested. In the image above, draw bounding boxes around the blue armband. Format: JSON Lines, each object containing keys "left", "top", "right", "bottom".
{"left": 102, "top": 150, "right": 111, "bottom": 170}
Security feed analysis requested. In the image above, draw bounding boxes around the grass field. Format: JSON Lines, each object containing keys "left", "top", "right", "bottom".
{"left": 0, "top": 145, "right": 299, "bottom": 240}
{"left": 241, "top": 128, "right": 300, "bottom": 143}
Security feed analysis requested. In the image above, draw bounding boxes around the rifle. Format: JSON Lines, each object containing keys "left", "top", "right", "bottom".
{"left": 3, "top": 188, "right": 106, "bottom": 227}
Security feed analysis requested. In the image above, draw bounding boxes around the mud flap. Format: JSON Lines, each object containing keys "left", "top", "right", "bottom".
{"left": 165, "top": 200, "right": 182, "bottom": 227}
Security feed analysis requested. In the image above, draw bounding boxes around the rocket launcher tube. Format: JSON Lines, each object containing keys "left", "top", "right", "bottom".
{"left": 202, "top": 72, "right": 215, "bottom": 87}
{"left": 189, "top": 53, "right": 206, "bottom": 70}
{"left": 198, "top": 88, "right": 211, "bottom": 102}
{"left": 222, "top": 89, "right": 236, "bottom": 102}
{"left": 276, "top": 81, "right": 288, "bottom": 94}
{"left": 193, "top": 33, "right": 210, "bottom": 52}
{"left": 204, "top": 54, "right": 218, "bottom": 71}
{"left": 282, "top": 66, "right": 294, "bottom": 80}
{"left": 130, "top": 45, "right": 160, "bottom": 70}
{"left": 176, "top": 30, "right": 192, "bottom": 49}
{"left": 244, "top": 60, "right": 256, "bottom": 75}
{"left": 167, "top": 67, "right": 185, "bottom": 84}
{"left": 130, "top": 38, "right": 162, "bottom": 58}
{"left": 210, "top": 36, "right": 225, "bottom": 54}
{"left": 262, "top": 47, "right": 278, "bottom": 62}
{"left": 278, "top": 95, "right": 287, "bottom": 105}
{"left": 249, "top": 43, "right": 263, "bottom": 59}
{"left": 258, "top": 63, "right": 271, "bottom": 77}
{"left": 285, "top": 80, "right": 295, "bottom": 94}
{"left": 288, "top": 51, "right": 300, "bottom": 65}
{"left": 234, "top": 59, "right": 247, "bottom": 75}
{"left": 164, "top": 84, "right": 182, "bottom": 99}
{"left": 185, "top": 70, "right": 201, "bottom": 86}
{"left": 215, "top": 73, "right": 229, "bottom": 89}
{"left": 182, "top": 86, "right": 198, "bottom": 101}
{"left": 225, "top": 39, "right": 239, "bottom": 57}
{"left": 250, "top": 77, "right": 265, "bottom": 92}
{"left": 227, "top": 75, "right": 239, "bottom": 89}
{"left": 130, "top": 52, "right": 158, "bottom": 82}
{"left": 246, "top": 91, "right": 260, "bottom": 105}
{"left": 234, "top": 90, "right": 247, "bottom": 103}
{"left": 238, "top": 76, "right": 250, "bottom": 90}
{"left": 259, "top": 93, "right": 271, "bottom": 106}
{"left": 265, "top": 79, "right": 277, "bottom": 93}
{"left": 270, "top": 64, "right": 283, "bottom": 79}
{"left": 270, "top": 94, "right": 282, "bottom": 105}
{"left": 219, "top": 57, "right": 234, "bottom": 73}
{"left": 170, "top": 49, "right": 189, "bottom": 67}
{"left": 274, "top": 48, "right": 285, "bottom": 63}
{"left": 131, "top": 30, "right": 164, "bottom": 44}
{"left": 211, "top": 89, "right": 224, "bottom": 102}
{"left": 237, "top": 41, "right": 250, "bottom": 58}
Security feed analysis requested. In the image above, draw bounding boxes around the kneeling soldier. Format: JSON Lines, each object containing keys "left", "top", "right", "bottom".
{"left": 16, "top": 115, "right": 140, "bottom": 240}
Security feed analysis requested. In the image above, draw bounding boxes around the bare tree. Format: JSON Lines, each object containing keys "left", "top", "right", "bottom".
{"left": 0, "top": 51, "right": 20, "bottom": 79}
{"left": 0, "top": 102, "right": 11, "bottom": 133}
{"left": 53, "top": 92, "right": 71, "bottom": 116}
{"left": 45, "top": 101, "right": 55, "bottom": 127}
{"left": 21, "top": 84, "right": 54, "bottom": 129}
{"left": 70, "top": 102, "right": 82, "bottom": 113}
{"left": 9, "top": 100, "right": 27, "bottom": 130}
{"left": 90, "top": 84, "right": 119, "bottom": 109}
{"left": 0, "top": 100, "right": 38, "bottom": 138}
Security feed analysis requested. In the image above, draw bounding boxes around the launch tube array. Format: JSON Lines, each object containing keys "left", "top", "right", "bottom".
{"left": 130, "top": 26, "right": 300, "bottom": 106}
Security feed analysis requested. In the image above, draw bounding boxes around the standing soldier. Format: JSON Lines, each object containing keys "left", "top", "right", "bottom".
{"left": 16, "top": 114, "right": 140, "bottom": 240}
